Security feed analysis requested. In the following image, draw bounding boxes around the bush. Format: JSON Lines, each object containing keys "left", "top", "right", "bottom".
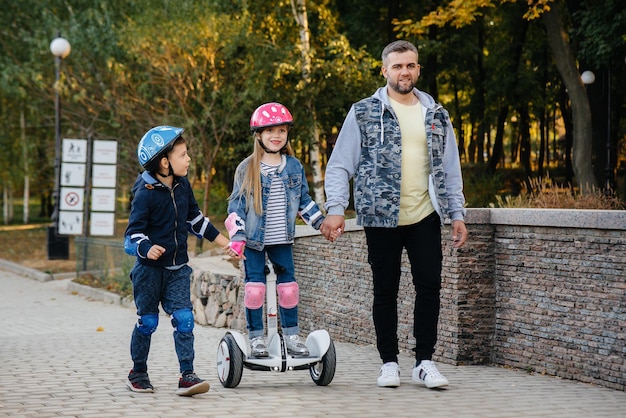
{"left": 492, "top": 175, "right": 625, "bottom": 210}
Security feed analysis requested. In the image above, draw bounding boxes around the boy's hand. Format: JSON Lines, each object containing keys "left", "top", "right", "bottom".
{"left": 147, "top": 244, "right": 166, "bottom": 260}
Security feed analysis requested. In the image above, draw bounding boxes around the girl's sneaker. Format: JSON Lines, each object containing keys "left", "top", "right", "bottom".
{"left": 285, "top": 334, "right": 309, "bottom": 356}
{"left": 250, "top": 336, "right": 269, "bottom": 357}
{"left": 176, "top": 371, "right": 210, "bottom": 396}
{"left": 126, "top": 369, "right": 154, "bottom": 393}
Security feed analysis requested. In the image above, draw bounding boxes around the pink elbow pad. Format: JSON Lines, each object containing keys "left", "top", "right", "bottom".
{"left": 225, "top": 212, "right": 245, "bottom": 239}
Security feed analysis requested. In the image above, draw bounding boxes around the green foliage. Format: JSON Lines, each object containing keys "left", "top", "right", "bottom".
{"left": 463, "top": 167, "right": 506, "bottom": 208}
{"left": 573, "top": 0, "right": 626, "bottom": 66}
{"left": 1, "top": 0, "right": 625, "bottom": 219}
{"left": 462, "top": 166, "right": 525, "bottom": 208}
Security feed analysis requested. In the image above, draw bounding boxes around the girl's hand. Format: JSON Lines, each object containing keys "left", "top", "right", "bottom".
{"left": 224, "top": 241, "right": 246, "bottom": 259}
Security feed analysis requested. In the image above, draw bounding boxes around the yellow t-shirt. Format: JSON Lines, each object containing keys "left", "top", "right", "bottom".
{"left": 389, "top": 97, "right": 434, "bottom": 226}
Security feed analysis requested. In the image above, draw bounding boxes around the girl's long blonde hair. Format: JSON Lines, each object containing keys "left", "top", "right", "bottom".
{"left": 231, "top": 131, "right": 294, "bottom": 215}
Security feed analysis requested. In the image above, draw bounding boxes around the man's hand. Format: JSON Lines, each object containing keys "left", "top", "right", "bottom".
{"left": 320, "top": 215, "right": 345, "bottom": 242}
{"left": 451, "top": 220, "right": 468, "bottom": 248}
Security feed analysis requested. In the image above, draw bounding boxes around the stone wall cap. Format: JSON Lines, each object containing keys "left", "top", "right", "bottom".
{"left": 487, "top": 208, "right": 626, "bottom": 230}
{"left": 188, "top": 255, "right": 241, "bottom": 276}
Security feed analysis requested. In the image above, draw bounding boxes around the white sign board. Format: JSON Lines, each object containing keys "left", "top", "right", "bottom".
{"left": 90, "top": 212, "right": 115, "bottom": 236}
{"left": 58, "top": 211, "right": 83, "bottom": 235}
{"left": 62, "top": 139, "right": 87, "bottom": 163}
{"left": 60, "top": 162, "right": 86, "bottom": 186}
{"left": 91, "top": 188, "right": 116, "bottom": 212}
{"left": 93, "top": 140, "right": 118, "bottom": 164}
{"left": 60, "top": 187, "right": 84, "bottom": 211}
{"left": 92, "top": 164, "right": 117, "bottom": 188}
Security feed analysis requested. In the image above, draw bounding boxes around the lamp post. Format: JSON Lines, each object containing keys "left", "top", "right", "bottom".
{"left": 581, "top": 68, "right": 614, "bottom": 192}
{"left": 47, "top": 35, "right": 71, "bottom": 260}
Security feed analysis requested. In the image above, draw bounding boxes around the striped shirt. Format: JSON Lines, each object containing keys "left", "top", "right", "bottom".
{"left": 261, "top": 161, "right": 289, "bottom": 245}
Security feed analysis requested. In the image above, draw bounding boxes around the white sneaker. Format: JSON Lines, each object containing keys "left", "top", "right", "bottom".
{"left": 412, "top": 360, "right": 449, "bottom": 388}
{"left": 377, "top": 361, "right": 400, "bottom": 387}
{"left": 285, "top": 334, "right": 309, "bottom": 356}
{"left": 250, "top": 336, "right": 269, "bottom": 357}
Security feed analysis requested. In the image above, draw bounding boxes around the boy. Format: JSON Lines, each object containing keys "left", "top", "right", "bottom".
{"left": 124, "top": 125, "right": 239, "bottom": 396}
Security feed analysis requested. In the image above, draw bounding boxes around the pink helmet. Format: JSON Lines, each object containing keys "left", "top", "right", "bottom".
{"left": 250, "top": 102, "right": 293, "bottom": 132}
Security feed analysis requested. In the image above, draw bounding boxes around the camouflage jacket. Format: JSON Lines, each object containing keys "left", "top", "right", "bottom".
{"left": 324, "top": 86, "right": 466, "bottom": 227}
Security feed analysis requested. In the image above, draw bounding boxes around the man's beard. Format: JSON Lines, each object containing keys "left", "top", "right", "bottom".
{"left": 389, "top": 78, "right": 415, "bottom": 95}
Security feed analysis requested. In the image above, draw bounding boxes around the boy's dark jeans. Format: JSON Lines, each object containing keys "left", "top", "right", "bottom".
{"left": 130, "top": 263, "right": 195, "bottom": 373}
{"left": 364, "top": 211, "right": 443, "bottom": 364}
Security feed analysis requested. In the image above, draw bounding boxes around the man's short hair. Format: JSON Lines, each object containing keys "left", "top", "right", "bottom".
{"left": 382, "top": 40, "right": 419, "bottom": 66}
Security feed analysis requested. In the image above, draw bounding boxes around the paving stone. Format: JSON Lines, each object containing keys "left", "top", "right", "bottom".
{"left": 0, "top": 267, "right": 624, "bottom": 417}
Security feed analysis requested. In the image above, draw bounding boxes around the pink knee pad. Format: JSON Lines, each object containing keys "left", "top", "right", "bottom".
{"left": 244, "top": 282, "right": 265, "bottom": 310}
{"left": 277, "top": 282, "right": 299, "bottom": 309}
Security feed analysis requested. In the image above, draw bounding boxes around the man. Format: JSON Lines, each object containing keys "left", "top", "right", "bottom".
{"left": 320, "top": 40, "right": 467, "bottom": 389}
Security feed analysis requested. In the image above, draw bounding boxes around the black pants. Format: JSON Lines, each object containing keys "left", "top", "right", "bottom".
{"left": 364, "top": 212, "right": 442, "bottom": 364}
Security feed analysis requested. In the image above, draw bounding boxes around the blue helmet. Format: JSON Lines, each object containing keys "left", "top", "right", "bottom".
{"left": 137, "top": 125, "right": 184, "bottom": 169}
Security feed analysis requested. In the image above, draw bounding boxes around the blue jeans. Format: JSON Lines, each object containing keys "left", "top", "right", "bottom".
{"left": 129, "top": 262, "right": 195, "bottom": 373}
{"left": 364, "top": 211, "right": 443, "bottom": 363}
{"left": 243, "top": 244, "right": 300, "bottom": 339}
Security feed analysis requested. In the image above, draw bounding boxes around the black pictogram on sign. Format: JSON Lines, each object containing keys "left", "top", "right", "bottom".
{"left": 65, "top": 192, "right": 80, "bottom": 207}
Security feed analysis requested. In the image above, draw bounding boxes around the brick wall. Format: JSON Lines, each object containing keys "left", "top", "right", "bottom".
{"left": 292, "top": 208, "right": 626, "bottom": 391}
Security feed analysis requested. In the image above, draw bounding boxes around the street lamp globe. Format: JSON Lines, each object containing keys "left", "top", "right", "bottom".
{"left": 581, "top": 70, "right": 595, "bottom": 85}
{"left": 50, "top": 37, "right": 71, "bottom": 58}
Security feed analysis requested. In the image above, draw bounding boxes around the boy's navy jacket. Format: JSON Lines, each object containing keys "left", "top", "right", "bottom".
{"left": 125, "top": 171, "right": 220, "bottom": 267}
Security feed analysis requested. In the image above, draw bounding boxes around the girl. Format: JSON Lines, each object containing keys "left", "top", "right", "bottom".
{"left": 226, "top": 102, "right": 326, "bottom": 357}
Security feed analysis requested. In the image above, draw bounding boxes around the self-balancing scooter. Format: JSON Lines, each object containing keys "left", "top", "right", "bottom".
{"left": 216, "top": 261, "right": 336, "bottom": 388}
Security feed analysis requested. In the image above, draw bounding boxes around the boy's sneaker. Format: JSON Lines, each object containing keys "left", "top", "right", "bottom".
{"left": 176, "top": 371, "right": 210, "bottom": 396}
{"left": 250, "top": 336, "right": 269, "bottom": 357}
{"left": 377, "top": 361, "right": 400, "bottom": 387}
{"left": 285, "top": 334, "right": 309, "bottom": 356}
{"left": 412, "top": 360, "right": 449, "bottom": 388}
{"left": 126, "top": 369, "right": 154, "bottom": 393}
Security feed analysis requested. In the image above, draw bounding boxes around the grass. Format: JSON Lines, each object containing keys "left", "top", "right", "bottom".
{"left": 492, "top": 175, "right": 625, "bottom": 209}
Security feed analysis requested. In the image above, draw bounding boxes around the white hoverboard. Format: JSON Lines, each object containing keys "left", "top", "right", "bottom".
{"left": 216, "top": 261, "right": 336, "bottom": 388}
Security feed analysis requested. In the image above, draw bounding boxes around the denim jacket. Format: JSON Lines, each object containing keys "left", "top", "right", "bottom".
{"left": 227, "top": 154, "right": 324, "bottom": 251}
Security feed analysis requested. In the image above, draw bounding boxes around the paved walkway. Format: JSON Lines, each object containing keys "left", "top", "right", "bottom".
{"left": 1, "top": 267, "right": 624, "bottom": 418}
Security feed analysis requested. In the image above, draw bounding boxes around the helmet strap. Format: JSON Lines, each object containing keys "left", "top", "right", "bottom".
{"left": 156, "top": 170, "right": 173, "bottom": 178}
{"left": 155, "top": 158, "right": 174, "bottom": 178}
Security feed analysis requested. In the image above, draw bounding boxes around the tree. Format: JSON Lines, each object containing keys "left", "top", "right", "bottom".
{"left": 541, "top": 1, "right": 596, "bottom": 190}
{"left": 396, "top": 0, "right": 598, "bottom": 190}
{"left": 291, "top": 0, "right": 324, "bottom": 205}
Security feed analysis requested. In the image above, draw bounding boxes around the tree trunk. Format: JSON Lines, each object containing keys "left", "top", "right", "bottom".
{"left": 542, "top": 2, "right": 596, "bottom": 191}
{"left": 291, "top": 0, "right": 325, "bottom": 206}
{"left": 451, "top": 77, "right": 465, "bottom": 162}
{"left": 21, "top": 107, "right": 30, "bottom": 224}
{"left": 519, "top": 105, "right": 532, "bottom": 178}
{"left": 489, "top": 106, "right": 508, "bottom": 174}
{"left": 559, "top": 86, "right": 575, "bottom": 185}
{"left": 475, "top": 18, "right": 487, "bottom": 165}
